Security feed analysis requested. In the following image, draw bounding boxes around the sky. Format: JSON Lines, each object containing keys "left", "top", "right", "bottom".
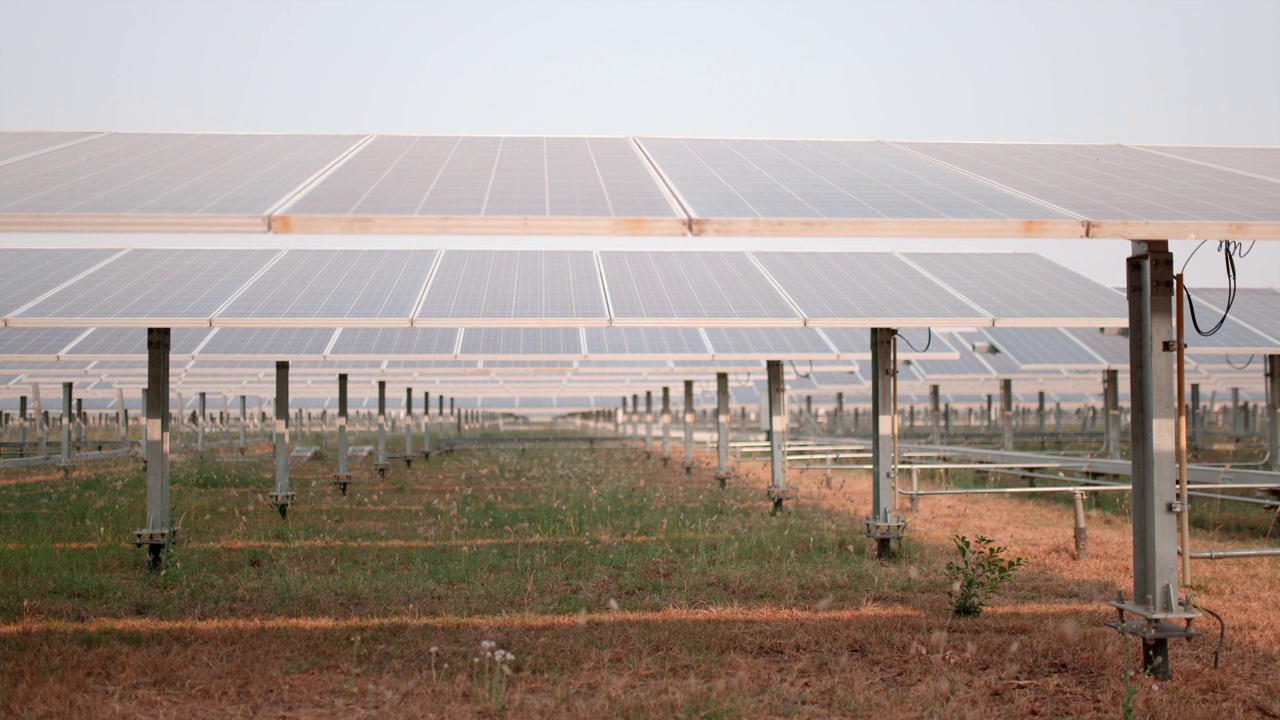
{"left": 1, "top": 0, "right": 1277, "bottom": 289}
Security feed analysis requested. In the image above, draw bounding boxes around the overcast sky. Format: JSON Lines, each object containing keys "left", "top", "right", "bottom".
{"left": 1, "top": 0, "right": 1277, "bottom": 289}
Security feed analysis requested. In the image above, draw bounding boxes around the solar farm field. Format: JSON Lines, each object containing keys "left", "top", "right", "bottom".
{"left": 3, "top": 442, "right": 1279, "bottom": 719}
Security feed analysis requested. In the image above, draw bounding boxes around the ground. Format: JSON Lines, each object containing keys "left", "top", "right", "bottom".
{"left": 2, "top": 438, "right": 1278, "bottom": 719}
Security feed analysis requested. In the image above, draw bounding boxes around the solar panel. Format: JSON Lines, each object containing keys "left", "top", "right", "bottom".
{"left": 276, "top": 136, "right": 685, "bottom": 235}
{"left": 636, "top": 137, "right": 1081, "bottom": 237}
{"left": 0, "top": 133, "right": 363, "bottom": 232}
{"left": 327, "top": 327, "right": 458, "bottom": 358}
{"left": 1063, "top": 328, "right": 1130, "bottom": 367}
{"left": 979, "top": 327, "right": 1106, "bottom": 370}
{"left": 901, "top": 253, "right": 1128, "bottom": 326}
{"left": 481, "top": 360, "right": 576, "bottom": 369}
{"left": 599, "top": 251, "right": 802, "bottom": 325}
{"left": 216, "top": 249, "right": 437, "bottom": 326}
{"left": 417, "top": 250, "right": 606, "bottom": 323}
{"left": 457, "top": 328, "right": 583, "bottom": 357}
{"left": 702, "top": 327, "right": 837, "bottom": 358}
{"left": 10, "top": 248, "right": 280, "bottom": 326}
{"left": 751, "top": 251, "right": 990, "bottom": 326}
{"left": 196, "top": 328, "right": 338, "bottom": 359}
{"left": 383, "top": 360, "right": 478, "bottom": 370}
{"left": 60, "top": 327, "right": 213, "bottom": 358}
{"left": 1135, "top": 146, "right": 1280, "bottom": 183}
{"left": 899, "top": 142, "right": 1280, "bottom": 239}
{"left": 0, "top": 248, "right": 122, "bottom": 317}
{"left": 0, "top": 132, "right": 102, "bottom": 164}
{"left": 954, "top": 332, "right": 1045, "bottom": 377}
{"left": 0, "top": 328, "right": 90, "bottom": 360}
{"left": 911, "top": 333, "right": 998, "bottom": 379}
{"left": 582, "top": 327, "right": 710, "bottom": 356}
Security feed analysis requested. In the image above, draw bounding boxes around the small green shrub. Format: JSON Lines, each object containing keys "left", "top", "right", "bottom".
{"left": 945, "top": 535, "right": 1027, "bottom": 617}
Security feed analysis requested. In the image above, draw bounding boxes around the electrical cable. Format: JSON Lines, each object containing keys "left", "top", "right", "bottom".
{"left": 789, "top": 360, "right": 813, "bottom": 379}
{"left": 1193, "top": 600, "right": 1227, "bottom": 670}
{"left": 894, "top": 328, "right": 933, "bottom": 354}
{"left": 1183, "top": 240, "right": 1243, "bottom": 338}
{"left": 1224, "top": 354, "right": 1255, "bottom": 370}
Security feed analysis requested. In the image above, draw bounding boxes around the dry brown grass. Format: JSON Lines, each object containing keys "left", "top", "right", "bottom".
{"left": 2, "top": 449, "right": 1279, "bottom": 719}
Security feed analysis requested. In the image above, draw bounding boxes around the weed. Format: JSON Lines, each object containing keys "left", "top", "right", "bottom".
{"left": 944, "top": 535, "right": 1027, "bottom": 617}
{"left": 471, "top": 639, "right": 515, "bottom": 708}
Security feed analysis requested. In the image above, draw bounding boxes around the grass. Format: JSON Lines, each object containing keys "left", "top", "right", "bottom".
{"left": 1, "top": 436, "right": 1279, "bottom": 718}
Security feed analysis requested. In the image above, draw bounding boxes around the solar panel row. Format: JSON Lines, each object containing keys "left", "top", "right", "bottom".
{"left": 2, "top": 132, "right": 1277, "bottom": 239}
{"left": 0, "top": 249, "right": 1134, "bottom": 328}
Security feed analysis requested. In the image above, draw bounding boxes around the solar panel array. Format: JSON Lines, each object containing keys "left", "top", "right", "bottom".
{"left": 0, "top": 248, "right": 122, "bottom": 316}
{"left": 979, "top": 327, "right": 1105, "bottom": 370}
{"left": 1136, "top": 146, "right": 1280, "bottom": 183}
{"left": 0, "top": 132, "right": 102, "bottom": 164}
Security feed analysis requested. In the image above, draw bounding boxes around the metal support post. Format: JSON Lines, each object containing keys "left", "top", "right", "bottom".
{"left": 985, "top": 394, "right": 994, "bottom": 435}
{"left": 682, "top": 380, "right": 695, "bottom": 474}
{"left": 135, "top": 329, "right": 172, "bottom": 571}
{"left": 765, "top": 360, "right": 790, "bottom": 514}
{"left": 269, "top": 361, "right": 294, "bottom": 518}
{"left": 375, "top": 381, "right": 388, "bottom": 476}
{"left": 60, "top": 382, "right": 73, "bottom": 471}
{"left": 18, "top": 396, "right": 26, "bottom": 455}
{"left": 1267, "top": 356, "right": 1280, "bottom": 472}
{"left": 715, "top": 373, "right": 730, "bottom": 486}
{"left": 1001, "top": 379, "right": 1014, "bottom": 451}
{"left": 238, "top": 396, "right": 247, "bottom": 454}
{"left": 139, "top": 390, "right": 147, "bottom": 458}
{"left": 404, "top": 387, "right": 414, "bottom": 467}
{"left": 423, "top": 391, "right": 431, "bottom": 457}
{"left": 1073, "top": 491, "right": 1088, "bottom": 560}
{"left": 865, "top": 328, "right": 905, "bottom": 558}
{"left": 334, "top": 374, "right": 351, "bottom": 493}
{"left": 661, "top": 386, "right": 672, "bottom": 465}
{"left": 835, "top": 392, "right": 844, "bottom": 434}
{"left": 644, "top": 390, "right": 653, "bottom": 456}
{"left": 197, "top": 392, "right": 206, "bottom": 452}
{"left": 631, "top": 394, "right": 639, "bottom": 443}
{"left": 1231, "top": 387, "right": 1241, "bottom": 435}
{"left": 929, "top": 385, "right": 940, "bottom": 444}
{"left": 1037, "top": 391, "right": 1046, "bottom": 435}
{"left": 1104, "top": 369, "right": 1121, "bottom": 459}
{"left": 116, "top": 388, "right": 127, "bottom": 441}
{"left": 1110, "top": 241, "right": 1198, "bottom": 681}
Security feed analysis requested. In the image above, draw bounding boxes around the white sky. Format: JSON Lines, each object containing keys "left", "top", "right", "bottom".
{"left": 1, "top": 0, "right": 1277, "bottom": 289}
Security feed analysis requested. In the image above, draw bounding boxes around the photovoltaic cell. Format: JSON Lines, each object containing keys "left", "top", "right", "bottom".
{"left": 418, "top": 250, "right": 606, "bottom": 322}
{"left": 0, "top": 248, "right": 121, "bottom": 317}
{"left": 217, "top": 249, "right": 437, "bottom": 324}
{"left": 900, "top": 142, "right": 1280, "bottom": 235}
{"left": 12, "top": 248, "right": 280, "bottom": 325}
{"left": 752, "top": 251, "right": 989, "bottom": 325}
{"left": 197, "top": 328, "right": 338, "bottom": 357}
{"left": 328, "top": 327, "right": 458, "bottom": 357}
{"left": 702, "top": 328, "right": 836, "bottom": 357}
{"left": 583, "top": 327, "right": 710, "bottom": 356}
{"left": 457, "top": 328, "right": 583, "bottom": 357}
{"left": 901, "top": 253, "right": 1128, "bottom": 325}
{"left": 279, "top": 136, "right": 683, "bottom": 233}
{"left": 979, "top": 327, "right": 1105, "bottom": 369}
{"left": 0, "top": 132, "right": 101, "bottom": 164}
{"left": 637, "top": 137, "right": 1078, "bottom": 236}
{"left": 600, "top": 251, "right": 801, "bottom": 325}
{"left": 0, "top": 133, "right": 362, "bottom": 231}
{"left": 1135, "top": 146, "right": 1280, "bottom": 183}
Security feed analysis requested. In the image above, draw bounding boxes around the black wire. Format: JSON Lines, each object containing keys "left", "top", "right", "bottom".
{"left": 1183, "top": 241, "right": 1239, "bottom": 337}
{"left": 894, "top": 328, "right": 933, "bottom": 353}
{"left": 1194, "top": 601, "right": 1227, "bottom": 670}
{"left": 788, "top": 360, "right": 813, "bottom": 379}
{"left": 1225, "top": 354, "right": 1255, "bottom": 370}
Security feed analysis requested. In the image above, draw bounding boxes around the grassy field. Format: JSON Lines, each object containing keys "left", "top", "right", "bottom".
{"left": 2, "top": 439, "right": 1279, "bottom": 718}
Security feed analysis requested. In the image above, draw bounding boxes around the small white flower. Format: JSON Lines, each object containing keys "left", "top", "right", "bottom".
{"left": 480, "top": 640, "right": 496, "bottom": 650}
{"left": 429, "top": 646, "right": 438, "bottom": 654}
